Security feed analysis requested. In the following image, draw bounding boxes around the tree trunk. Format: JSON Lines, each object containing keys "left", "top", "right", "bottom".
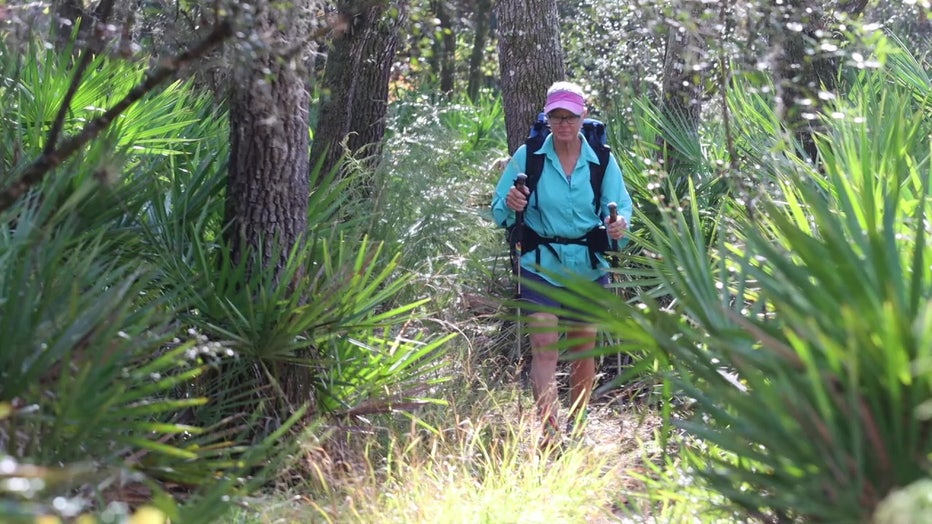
{"left": 224, "top": 0, "right": 311, "bottom": 274}
{"left": 771, "top": 0, "right": 869, "bottom": 167}
{"left": 432, "top": 0, "right": 456, "bottom": 95}
{"left": 467, "top": 0, "right": 493, "bottom": 101}
{"left": 224, "top": 0, "right": 317, "bottom": 412}
{"left": 657, "top": 0, "right": 706, "bottom": 175}
{"left": 310, "top": 1, "right": 406, "bottom": 189}
{"left": 494, "top": 0, "right": 564, "bottom": 154}
{"left": 771, "top": 0, "right": 826, "bottom": 166}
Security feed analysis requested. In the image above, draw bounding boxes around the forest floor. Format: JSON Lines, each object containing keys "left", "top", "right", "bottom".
{"left": 529, "top": 387, "right": 672, "bottom": 521}
{"left": 237, "top": 363, "right": 694, "bottom": 524}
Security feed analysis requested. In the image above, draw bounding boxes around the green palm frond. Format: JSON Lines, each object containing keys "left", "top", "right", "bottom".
{"left": 0, "top": 199, "right": 295, "bottom": 512}
{"left": 641, "top": 46, "right": 927, "bottom": 521}
{"left": 182, "top": 230, "right": 452, "bottom": 414}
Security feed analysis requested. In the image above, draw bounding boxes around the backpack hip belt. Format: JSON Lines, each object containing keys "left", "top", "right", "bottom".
{"left": 518, "top": 224, "right": 609, "bottom": 269}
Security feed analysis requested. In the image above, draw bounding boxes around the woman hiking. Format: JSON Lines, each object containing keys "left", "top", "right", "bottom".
{"left": 491, "top": 81, "right": 633, "bottom": 447}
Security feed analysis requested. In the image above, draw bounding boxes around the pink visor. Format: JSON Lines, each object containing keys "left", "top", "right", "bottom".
{"left": 544, "top": 90, "right": 585, "bottom": 116}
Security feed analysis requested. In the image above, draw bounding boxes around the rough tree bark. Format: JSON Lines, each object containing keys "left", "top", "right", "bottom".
{"left": 224, "top": 0, "right": 313, "bottom": 273}
{"left": 223, "top": 0, "right": 319, "bottom": 411}
{"left": 310, "top": 0, "right": 406, "bottom": 189}
{"left": 494, "top": 0, "right": 564, "bottom": 154}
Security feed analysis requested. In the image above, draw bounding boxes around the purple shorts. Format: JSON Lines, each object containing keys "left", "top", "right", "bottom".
{"left": 518, "top": 268, "right": 609, "bottom": 323}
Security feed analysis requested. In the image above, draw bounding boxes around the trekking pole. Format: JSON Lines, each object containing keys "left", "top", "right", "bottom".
{"left": 608, "top": 202, "right": 619, "bottom": 254}
{"left": 607, "top": 202, "right": 622, "bottom": 373}
{"left": 512, "top": 173, "right": 528, "bottom": 363}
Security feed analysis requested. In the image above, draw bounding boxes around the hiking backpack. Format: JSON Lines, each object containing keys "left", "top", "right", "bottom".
{"left": 507, "top": 113, "right": 615, "bottom": 270}
{"left": 522, "top": 112, "right": 612, "bottom": 216}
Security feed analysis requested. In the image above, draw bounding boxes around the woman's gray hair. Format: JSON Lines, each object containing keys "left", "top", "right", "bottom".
{"left": 546, "top": 81, "right": 586, "bottom": 98}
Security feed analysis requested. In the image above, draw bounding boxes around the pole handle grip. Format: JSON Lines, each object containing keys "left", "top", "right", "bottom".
{"left": 606, "top": 202, "right": 620, "bottom": 256}
{"left": 515, "top": 173, "right": 527, "bottom": 189}
{"left": 514, "top": 173, "right": 528, "bottom": 217}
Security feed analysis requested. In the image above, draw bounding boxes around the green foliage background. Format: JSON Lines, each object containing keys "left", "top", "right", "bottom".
{"left": 0, "top": 2, "right": 931, "bottom": 523}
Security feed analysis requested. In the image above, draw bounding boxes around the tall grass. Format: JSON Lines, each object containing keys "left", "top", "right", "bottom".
{"left": 233, "top": 385, "right": 662, "bottom": 524}
{"left": 373, "top": 92, "right": 508, "bottom": 307}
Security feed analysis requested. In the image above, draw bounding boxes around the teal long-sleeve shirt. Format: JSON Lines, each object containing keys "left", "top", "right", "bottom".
{"left": 491, "top": 133, "right": 633, "bottom": 286}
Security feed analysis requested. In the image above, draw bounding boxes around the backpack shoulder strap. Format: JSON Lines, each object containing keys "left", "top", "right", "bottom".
{"left": 583, "top": 119, "right": 611, "bottom": 217}
{"left": 588, "top": 146, "right": 610, "bottom": 215}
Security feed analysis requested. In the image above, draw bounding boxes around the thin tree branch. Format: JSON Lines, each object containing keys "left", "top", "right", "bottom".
{"left": 44, "top": 0, "right": 116, "bottom": 156}
{"left": 0, "top": 20, "right": 234, "bottom": 215}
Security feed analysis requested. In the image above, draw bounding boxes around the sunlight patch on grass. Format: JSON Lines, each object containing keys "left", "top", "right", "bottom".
{"left": 233, "top": 373, "right": 737, "bottom": 524}
{"left": 334, "top": 412, "right": 626, "bottom": 523}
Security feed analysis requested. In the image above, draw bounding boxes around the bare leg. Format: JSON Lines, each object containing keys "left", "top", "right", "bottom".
{"left": 566, "top": 325, "right": 597, "bottom": 422}
{"left": 528, "top": 312, "right": 560, "bottom": 421}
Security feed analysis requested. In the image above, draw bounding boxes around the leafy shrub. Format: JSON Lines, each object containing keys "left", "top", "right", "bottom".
{"left": 596, "top": 35, "right": 932, "bottom": 521}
